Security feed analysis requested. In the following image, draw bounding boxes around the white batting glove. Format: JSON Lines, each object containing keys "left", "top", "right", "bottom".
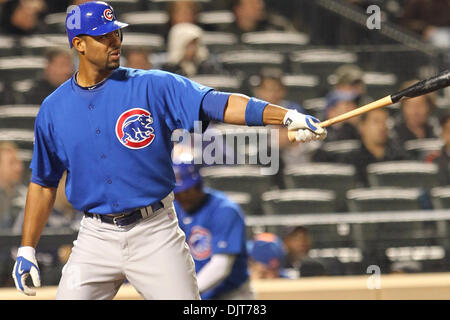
{"left": 12, "top": 246, "right": 41, "bottom": 296}
{"left": 283, "top": 110, "right": 327, "bottom": 142}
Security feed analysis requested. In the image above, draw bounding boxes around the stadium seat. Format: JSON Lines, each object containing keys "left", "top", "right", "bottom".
{"left": 106, "top": 0, "right": 142, "bottom": 13}
{"left": 203, "top": 32, "right": 238, "bottom": 53}
{"left": 301, "top": 97, "right": 326, "bottom": 118}
{"left": 120, "top": 11, "right": 168, "bottom": 34}
{"left": 261, "top": 188, "right": 336, "bottom": 215}
{"left": 223, "top": 191, "right": 252, "bottom": 216}
{"left": 362, "top": 72, "right": 398, "bottom": 100}
{"left": 281, "top": 74, "right": 320, "bottom": 104}
{"left": 0, "top": 56, "right": 46, "bottom": 82}
{"left": 121, "top": 33, "right": 165, "bottom": 52}
{"left": 200, "top": 165, "right": 274, "bottom": 215}
{"left": 241, "top": 31, "right": 309, "bottom": 52}
{"left": 284, "top": 163, "right": 356, "bottom": 211}
{"left": 289, "top": 49, "right": 358, "bottom": 80}
{"left": 0, "top": 128, "right": 34, "bottom": 151}
{"left": 319, "top": 139, "right": 361, "bottom": 162}
{"left": 327, "top": 71, "right": 397, "bottom": 100}
{"left": 385, "top": 245, "right": 447, "bottom": 273}
{"left": 44, "top": 12, "right": 66, "bottom": 34}
{"left": 346, "top": 187, "right": 422, "bottom": 212}
{"left": 197, "top": 10, "right": 235, "bottom": 31}
{"left": 0, "top": 36, "right": 15, "bottom": 57}
{"left": 366, "top": 161, "right": 439, "bottom": 189}
{"left": 189, "top": 74, "right": 243, "bottom": 92}
{"left": 404, "top": 138, "right": 443, "bottom": 161}
{"left": 431, "top": 186, "right": 450, "bottom": 209}
{"left": 218, "top": 50, "right": 285, "bottom": 76}
{"left": 0, "top": 105, "right": 39, "bottom": 130}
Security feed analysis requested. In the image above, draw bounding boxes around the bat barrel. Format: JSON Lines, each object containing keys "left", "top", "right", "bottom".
{"left": 391, "top": 69, "right": 450, "bottom": 103}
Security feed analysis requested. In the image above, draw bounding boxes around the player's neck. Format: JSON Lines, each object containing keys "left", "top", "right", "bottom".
{"left": 77, "top": 63, "right": 115, "bottom": 88}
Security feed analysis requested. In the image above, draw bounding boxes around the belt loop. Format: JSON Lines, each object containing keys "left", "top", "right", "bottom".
{"left": 161, "top": 192, "right": 174, "bottom": 208}
{"left": 143, "top": 206, "right": 149, "bottom": 218}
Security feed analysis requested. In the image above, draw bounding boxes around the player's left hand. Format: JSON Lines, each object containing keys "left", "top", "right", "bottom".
{"left": 12, "top": 246, "right": 41, "bottom": 296}
{"left": 283, "top": 110, "right": 327, "bottom": 142}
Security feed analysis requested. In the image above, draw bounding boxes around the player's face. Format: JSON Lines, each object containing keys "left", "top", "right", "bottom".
{"left": 360, "top": 109, "right": 389, "bottom": 146}
{"left": 249, "top": 261, "right": 279, "bottom": 280}
{"left": 82, "top": 30, "right": 122, "bottom": 71}
{"left": 402, "top": 95, "right": 430, "bottom": 128}
{"left": 174, "top": 186, "right": 205, "bottom": 213}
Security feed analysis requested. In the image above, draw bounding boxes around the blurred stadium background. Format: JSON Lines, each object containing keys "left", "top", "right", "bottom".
{"left": 0, "top": 0, "right": 450, "bottom": 299}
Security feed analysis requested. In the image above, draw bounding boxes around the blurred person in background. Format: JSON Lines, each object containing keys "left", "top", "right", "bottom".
{"left": 331, "top": 64, "right": 369, "bottom": 103}
{"left": 247, "top": 232, "right": 285, "bottom": 280}
{"left": 163, "top": 23, "right": 223, "bottom": 77}
{"left": 0, "top": 142, "right": 26, "bottom": 229}
{"left": 252, "top": 67, "right": 311, "bottom": 188}
{"left": 166, "top": 0, "right": 199, "bottom": 29}
{"left": 401, "top": 0, "right": 450, "bottom": 49}
{"left": 345, "top": 108, "right": 410, "bottom": 187}
{"left": 253, "top": 67, "right": 305, "bottom": 114}
{"left": 0, "top": 0, "right": 47, "bottom": 35}
{"left": 173, "top": 159, "right": 253, "bottom": 300}
{"left": 124, "top": 47, "right": 152, "bottom": 70}
{"left": 281, "top": 226, "right": 329, "bottom": 278}
{"left": 24, "top": 47, "right": 74, "bottom": 105}
{"left": 226, "top": 0, "right": 296, "bottom": 37}
{"left": 319, "top": 90, "right": 360, "bottom": 142}
{"left": 426, "top": 113, "right": 450, "bottom": 186}
{"left": 392, "top": 80, "right": 439, "bottom": 146}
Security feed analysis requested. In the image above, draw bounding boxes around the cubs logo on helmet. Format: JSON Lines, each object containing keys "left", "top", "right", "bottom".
{"left": 115, "top": 108, "right": 155, "bottom": 149}
{"left": 188, "top": 226, "right": 212, "bottom": 261}
{"left": 104, "top": 8, "right": 114, "bottom": 21}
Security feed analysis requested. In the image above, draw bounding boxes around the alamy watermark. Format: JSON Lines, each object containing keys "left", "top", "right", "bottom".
{"left": 66, "top": 5, "right": 81, "bottom": 30}
{"left": 366, "top": 5, "right": 381, "bottom": 30}
{"left": 171, "top": 121, "right": 280, "bottom": 176}
{"left": 366, "top": 265, "right": 381, "bottom": 289}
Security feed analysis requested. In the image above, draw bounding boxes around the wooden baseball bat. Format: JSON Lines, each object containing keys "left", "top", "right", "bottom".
{"left": 288, "top": 69, "right": 450, "bottom": 142}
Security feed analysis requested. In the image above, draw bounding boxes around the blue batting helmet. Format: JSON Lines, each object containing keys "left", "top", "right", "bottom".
{"left": 172, "top": 162, "right": 203, "bottom": 194}
{"left": 65, "top": 1, "right": 128, "bottom": 48}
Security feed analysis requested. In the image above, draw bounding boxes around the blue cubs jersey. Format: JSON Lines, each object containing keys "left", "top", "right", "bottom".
{"left": 174, "top": 188, "right": 249, "bottom": 299}
{"left": 30, "top": 67, "right": 213, "bottom": 214}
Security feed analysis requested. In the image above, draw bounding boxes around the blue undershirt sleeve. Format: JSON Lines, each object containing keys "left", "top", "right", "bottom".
{"left": 200, "top": 90, "right": 231, "bottom": 122}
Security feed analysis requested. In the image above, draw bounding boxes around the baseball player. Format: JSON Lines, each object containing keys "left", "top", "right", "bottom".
{"left": 173, "top": 160, "right": 253, "bottom": 299}
{"left": 12, "top": 1, "right": 326, "bottom": 299}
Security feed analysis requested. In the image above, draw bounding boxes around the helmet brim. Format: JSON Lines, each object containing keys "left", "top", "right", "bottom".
{"left": 70, "top": 20, "right": 129, "bottom": 48}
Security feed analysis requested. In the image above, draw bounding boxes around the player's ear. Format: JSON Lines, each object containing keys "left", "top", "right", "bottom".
{"left": 72, "top": 36, "right": 86, "bottom": 55}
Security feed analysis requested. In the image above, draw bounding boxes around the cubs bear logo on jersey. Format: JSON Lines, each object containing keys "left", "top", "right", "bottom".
{"left": 188, "top": 226, "right": 212, "bottom": 261}
{"left": 115, "top": 108, "right": 155, "bottom": 149}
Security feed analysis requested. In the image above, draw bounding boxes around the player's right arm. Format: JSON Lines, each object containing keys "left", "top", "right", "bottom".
{"left": 13, "top": 100, "right": 64, "bottom": 296}
{"left": 21, "top": 182, "right": 57, "bottom": 248}
{"left": 12, "top": 183, "right": 57, "bottom": 296}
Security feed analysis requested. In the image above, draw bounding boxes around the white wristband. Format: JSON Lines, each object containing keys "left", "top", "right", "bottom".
{"left": 17, "top": 246, "right": 36, "bottom": 258}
